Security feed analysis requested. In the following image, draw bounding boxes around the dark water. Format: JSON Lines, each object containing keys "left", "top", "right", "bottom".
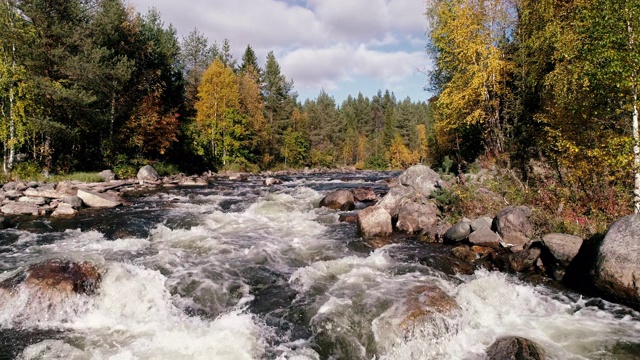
{"left": 0, "top": 172, "right": 639, "bottom": 360}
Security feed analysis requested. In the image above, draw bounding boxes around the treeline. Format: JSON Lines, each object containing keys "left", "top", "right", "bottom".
{"left": 0, "top": 0, "right": 431, "bottom": 176}
{"left": 426, "top": 0, "right": 640, "bottom": 219}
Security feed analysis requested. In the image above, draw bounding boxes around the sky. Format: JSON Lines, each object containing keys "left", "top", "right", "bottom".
{"left": 127, "top": 0, "right": 432, "bottom": 103}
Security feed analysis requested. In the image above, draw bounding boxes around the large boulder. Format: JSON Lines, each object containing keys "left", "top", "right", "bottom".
{"left": 137, "top": 165, "right": 159, "bottom": 181}
{"left": 486, "top": 336, "right": 545, "bottom": 360}
{"left": 397, "top": 164, "right": 444, "bottom": 197}
{"left": 319, "top": 190, "right": 355, "bottom": 211}
{"left": 396, "top": 201, "right": 438, "bottom": 234}
{"left": 492, "top": 206, "right": 533, "bottom": 247}
{"left": 99, "top": 169, "right": 116, "bottom": 182}
{"left": 62, "top": 195, "right": 84, "bottom": 209}
{"left": 0, "top": 259, "right": 101, "bottom": 295}
{"left": 469, "top": 227, "right": 502, "bottom": 249}
{"left": 1, "top": 202, "right": 39, "bottom": 216}
{"left": 357, "top": 206, "right": 392, "bottom": 239}
{"left": 444, "top": 220, "right": 472, "bottom": 243}
{"left": 376, "top": 185, "right": 413, "bottom": 216}
{"left": 593, "top": 215, "right": 640, "bottom": 307}
{"left": 77, "top": 189, "right": 121, "bottom": 208}
{"left": 471, "top": 216, "right": 493, "bottom": 232}
{"left": 542, "top": 233, "right": 583, "bottom": 267}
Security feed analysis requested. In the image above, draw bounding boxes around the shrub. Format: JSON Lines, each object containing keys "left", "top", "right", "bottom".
{"left": 13, "top": 161, "right": 44, "bottom": 181}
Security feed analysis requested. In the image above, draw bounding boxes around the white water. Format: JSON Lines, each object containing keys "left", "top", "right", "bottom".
{"left": 0, "top": 175, "right": 639, "bottom": 359}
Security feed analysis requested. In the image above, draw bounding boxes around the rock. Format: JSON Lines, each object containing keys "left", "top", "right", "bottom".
{"left": 352, "top": 187, "right": 376, "bottom": 202}
{"left": 55, "top": 181, "right": 78, "bottom": 196}
{"left": 471, "top": 245, "right": 495, "bottom": 259}
{"left": 0, "top": 216, "right": 13, "bottom": 229}
{"left": 508, "top": 248, "right": 542, "bottom": 272}
{"left": 398, "top": 284, "right": 461, "bottom": 329}
{"left": 62, "top": 196, "right": 83, "bottom": 209}
{"left": 451, "top": 246, "right": 477, "bottom": 263}
{"left": 23, "top": 187, "right": 66, "bottom": 199}
{"left": 492, "top": 206, "right": 533, "bottom": 246}
{"left": 99, "top": 169, "right": 116, "bottom": 182}
{"left": 52, "top": 203, "right": 77, "bottom": 217}
{"left": 228, "top": 173, "right": 249, "bottom": 181}
{"left": 469, "top": 227, "right": 502, "bottom": 249}
{"left": 397, "top": 164, "right": 444, "bottom": 197}
{"left": 396, "top": 201, "right": 439, "bottom": 234}
{"left": 263, "top": 177, "right": 283, "bottom": 186}
{"left": 1, "top": 202, "right": 39, "bottom": 215}
{"left": 77, "top": 189, "right": 121, "bottom": 208}
{"left": 2, "top": 181, "right": 20, "bottom": 191}
{"left": 0, "top": 259, "right": 101, "bottom": 295}
{"left": 593, "top": 215, "right": 640, "bottom": 307}
{"left": 444, "top": 220, "right": 472, "bottom": 243}
{"left": 179, "top": 176, "right": 208, "bottom": 186}
{"left": 3, "top": 190, "right": 21, "bottom": 200}
{"left": 26, "top": 181, "right": 39, "bottom": 188}
{"left": 338, "top": 212, "right": 358, "bottom": 224}
{"left": 357, "top": 206, "right": 392, "bottom": 239}
{"left": 137, "top": 165, "right": 159, "bottom": 181}
{"left": 486, "top": 336, "right": 545, "bottom": 360}
{"left": 319, "top": 190, "right": 355, "bottom": 211}
{"left": 18, "top": 196, "right": 48, "bottom": 206}
{"left": 541, "top": 233, "right": 583, "bottom": 267}
{"left": 376, "top": 185, "right": 413, "bottom": 216}
{"left": 471, "top": 216, "right": 493, "bottom": 232}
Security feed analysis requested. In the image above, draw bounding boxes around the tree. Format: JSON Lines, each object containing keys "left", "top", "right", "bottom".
{"left": 195, "top": 59, "right": 240, "bottom": 166}
{"left": 263, "top": 51, "right": 295, "bottom": 164}
{"left": 181, "top": 28, "right": 214, "bottom": 113}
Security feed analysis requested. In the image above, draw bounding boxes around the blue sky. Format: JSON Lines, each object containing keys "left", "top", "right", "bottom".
{"left": 128, "top": 0, "right": 432, "bottom": 103}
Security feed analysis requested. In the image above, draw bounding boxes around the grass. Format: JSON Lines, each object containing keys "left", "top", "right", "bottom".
{"left": 50, "top": 172, "right": 104, "bottom": 183}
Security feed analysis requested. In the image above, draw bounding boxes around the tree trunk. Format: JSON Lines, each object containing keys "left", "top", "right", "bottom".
{"left": 633, "top": 84, "right": 640, "bottom": 213}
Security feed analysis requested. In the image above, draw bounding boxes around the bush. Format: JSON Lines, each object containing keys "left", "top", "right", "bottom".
{"left": 13, "top": 161, "right": 44, "bottom": 181}
{"left": 152, "top": 161, "right": 180, "bottom": 177}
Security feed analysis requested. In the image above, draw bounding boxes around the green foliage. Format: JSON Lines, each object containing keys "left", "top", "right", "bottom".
{"left": 440, "top": 156, "right": 454, "bottom": 175}
{"left": 51, "top": 172, "right": 103, "bottom": 183}
{"left": 152, "top": 161, "right": 180, "bottom": 177}
{"left": 430, "top": 187, "right": 462, "bottom": 223}
{"left": 112, "top": 155, "right": 141, "bottom": 179}
{"left": 12, "top": 160, "right": 43, "bottom": 181}
{"left": 364, "top": 153, "right": 387, "bottom": 170}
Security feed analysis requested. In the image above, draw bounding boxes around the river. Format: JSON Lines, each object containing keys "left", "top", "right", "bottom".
{"left": 0, "top": 171, "right": 639, "bottom": 359}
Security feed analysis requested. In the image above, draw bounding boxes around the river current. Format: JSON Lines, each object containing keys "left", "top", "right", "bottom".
{"left": 0, "top": 171, "right": 639, "bottom": 359}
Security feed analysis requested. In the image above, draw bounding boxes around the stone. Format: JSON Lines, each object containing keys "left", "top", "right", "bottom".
{"left": 319, "top": 190, "right": 355, "bottom": 211}
{"left": 55, "top": 181, "right": 78, "bottom": 196}
{"left": 444, "top": 220, "right": 472, "bottom": 243}
{"left": 376, "top": 185, "right": 413, "bottom": 216}
{"left": 263, "top": 177, "right": 283, "bottom": 186}
{"left": 77, "top": 189, "right": 121, "bottom": 208}
{"left": 52, "top": 203, "right": 77, "bottom": 217}
{"left": 471, "top": 216, "right": 493, "bottom": 232}
{"left": 486, "top": 336, "right": 545, "bottom": 360}
{"left": 228, "top": 173, "right": 249, "bottom": 181}
{"left": 137, "top": 165, "right": 159, "bottom": 181}
{"left": 508, "top": 248, "right": 542, "bottom": 272}
{"left": 469, "top": 227, "right": 502, "bottom": 249}
{"left": 352, "top": 187, "right": 376, "bottom": 202}
{"left": 338, "top": 212, "right": 358, "bottom": 224}
{"left": 451, "top": 246, "right": 477, "bottom": 263}
{"left": 23, "top": 187, "right": 66, "bottom": 199}
{"left": 492, "top": 206, "right": 533, "bottom": 246}
{"left": 397, "top": 284, "right": 461, "bottom": 329}
{"left": 397, "top": 164, "right": 444, "bottom": 197}
{"left": 593, "top": 215, "right": 640, "bottom": 308}
{"left": 18, "top": 196, "right": 48, "bottom": 206}
{"left": 396, "top": 201, "right": 439, "bottom": 234}
{"left": 1, "top": 202, "right": 39, "bottom": 215}
{"left": 62, "top": 196, "right": 84, "bottom": 209}
{"left": 2, "top": 181, "right": 20, "bottom": 191}
{"left": 471, "top": 245, "right": 495, "bottom": 259}
{"left": 357, "top": 206, "right": 392, "bottom": 239}
{"left": 179, "top": 176, "right": 208, "bottom": 186}
{"left": 3, "top": 190, "right": 21, "bottom": 200}
{"left": 99, "top": 169, "right": 116, "bottom": 182}
{"left": 541, "top": 233, "right": 583, "bottom": 267}
{"left": 0, "top": 259, "right": 101, "bottom": 295}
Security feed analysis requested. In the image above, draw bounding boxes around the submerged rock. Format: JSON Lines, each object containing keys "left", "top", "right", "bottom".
{"left": 352, "top": 187, "right": 376, "bottom": 202}
{"left": 486, "top": 336, "right": 545, "bottom": 360}
{"left": 263, "top": 177, "right": 283, "bottom": 186}
{"left": 357, "top": 206, "right": 392, "bottom": 239}
{"left": 338, "top": 212, "right": 358, "bottom": 224}
{"left": 398, "top": 284, "right": 461, "bottom": 329}
{"left": 0, "top": 259, "right": 102, "bottom": 296}
{"left": 319, "top": 190, "right": 355, "bottom": 211}
{"left": 593, "top": 215, "right": 640, "bottom": 308}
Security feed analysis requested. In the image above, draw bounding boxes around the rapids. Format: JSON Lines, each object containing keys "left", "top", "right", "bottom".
{"left": 0, "top": 172, "right": 639, "bottom": 360}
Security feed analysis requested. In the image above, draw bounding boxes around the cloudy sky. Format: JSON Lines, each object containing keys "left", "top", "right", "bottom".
{"left": 128, "top": 0, "right": 431, "bottom": 103}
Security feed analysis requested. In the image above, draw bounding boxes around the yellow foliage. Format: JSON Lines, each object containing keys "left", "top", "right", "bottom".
{"left": 388, "top": 133, "right": 419, "bottom": 169}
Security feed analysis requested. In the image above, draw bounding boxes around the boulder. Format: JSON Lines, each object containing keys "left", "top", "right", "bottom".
{"left": 444, "top": 220, "right": 472, "bottom": 243}
{"left": 451, "top": 246, "right": 477, "bottom": 263}
{"left": 23, "top": 187, "right": 66, "bottom": 199}
{"left": 0, "top": 217, "right": 13, "bottom": 229}
{"left": 492, "top": 206, "right": 533, "bottom": 246}
{"left": 52, "top": 203, "right": 77, "bottom": 217}
{"left": 319, "top": 190, "right": 355, "bottom": 211}
{"left": 352, "top": 187, "right": 376, "bottom": 202}
{"left": 55, "top": 181, "right": 78, "bottom": 196}
{"left": 18, "top": 196, "right": 48, "bottom": 206}
{"left": 397, "top": 164, "right": 444, "bottom": 197}
{"left": 62, "top": 195, "right": 84, "bottom": 209}
{"left": 508, "top": 248, "right": 542, "bottom": 272}
{"left": 1, "top": 202, "right": 39, "bottom": 215}
{"left": 77, "top": 189, "right": 121, "bottom": 208}
{"left": 338, "top": 212, "right": 358, "bottom": 224}
{"left": 396, "top": 201, "right": 438, "bottom": 234}
{"left": 541, "top": 233, "right": 583, "bottom": 267}
{"left": 228, "top": 173, "right": 249, "bottom": 181}
{"left": 471, "top": 216, "right": 493, "bottom": 232}
{"left": 376, "top": 185, "right": 413, "bottom": 216}
{"left": 263, "top": 177, "right": 283, "bottom": 186}
{"left": 486, "top": 336, "right": 545, "bottom": 360}
{"left": 593, "top": 215, "right": 640, "bottom": 307}
{"left": 397, "top": 284, "right": 461, "bottom": 329}
{"left": 357, "top": 206, "right": 392, "bottom": 239}
{"left": 469, "top": 227, "right": 502, "bottom": 249}
{"left": 179, "top": 176, "right": 208, "bottom": 186}
{"left": 0, "top": 259, "right": 101, "bottom": 295}
{"left": 137, "top": 165, "right": 159, "bottom": 181}
{"left": 99, "top": 169, "right": 116, "bottom": 182}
